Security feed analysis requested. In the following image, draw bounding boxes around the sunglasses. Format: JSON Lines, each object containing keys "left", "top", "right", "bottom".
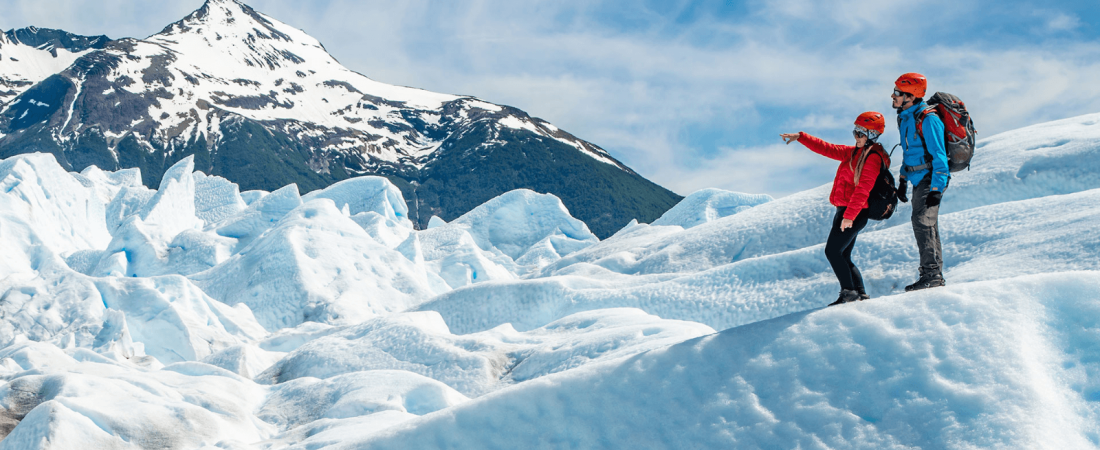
{"left": 892, "top": 89, "right": 906, "bottom": 97}
{"left": 853, "top": 126, "right": 879, "bottom": 140}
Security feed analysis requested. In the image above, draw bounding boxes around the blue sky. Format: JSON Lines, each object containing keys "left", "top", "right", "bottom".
{"left": 2, "top": 0, "right": 1099, "bottom": 197}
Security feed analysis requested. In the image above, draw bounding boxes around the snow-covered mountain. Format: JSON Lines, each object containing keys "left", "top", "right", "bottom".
{"left": 1, "top": 95, "right": 1099, "bottom": 447}
{"left": 0, "top": 27, "right": 108, "bottom": 106}
{"left": 0, "top": 0, "right": 680, "bottom": 238}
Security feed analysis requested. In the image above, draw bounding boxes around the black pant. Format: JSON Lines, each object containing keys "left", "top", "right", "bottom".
{"left": 825, "top": 207, "right": 869, "bottom": 292}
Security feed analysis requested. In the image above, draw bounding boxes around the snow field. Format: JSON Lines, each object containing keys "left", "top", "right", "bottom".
{"left": 355, "top": 272, "right": 1100, "bottom": 450}
{"left": 254, "top": 309, "right": 712, "bottom": 397}
{"left": 0, "top": 341, "right": 272, "bottom": 449}
{"left": 0, "top": 110, "right": 1098, "bottom": 447}
{"left": 419, "top": 184, "right": 1100, "bottom": 334}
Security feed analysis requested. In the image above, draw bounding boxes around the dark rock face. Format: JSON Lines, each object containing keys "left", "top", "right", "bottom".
{"left": 3, "top": 27, "right": 110, "bottom": 54}
{"left": 0, "top": 0, "right": 682, "bottom": 238}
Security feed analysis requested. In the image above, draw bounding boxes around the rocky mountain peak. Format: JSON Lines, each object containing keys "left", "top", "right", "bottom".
{"left": 2, "top": 27, "right": 109, "bottom": 54}
{"left": 160, "top": 0, "right": 293, "bottom": 43}
{"left": 0, "top": 27, "right": 109, "bottom": 106}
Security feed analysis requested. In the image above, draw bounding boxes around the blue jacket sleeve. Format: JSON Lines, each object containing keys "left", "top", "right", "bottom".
{"left": 922, "top": 114, "right": 950, "bottom": 191}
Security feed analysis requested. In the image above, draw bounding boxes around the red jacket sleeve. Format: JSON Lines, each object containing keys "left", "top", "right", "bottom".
{"left": 797, "top": 132, "right": 853, "bottom": 162}
{"left": 844, "top": 151, "right": 882, "bottom": 220}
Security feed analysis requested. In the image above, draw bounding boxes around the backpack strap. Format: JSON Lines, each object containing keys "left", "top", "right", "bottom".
{"left": 853, "top": 144, "right": 888, "bottom": 186}
{"left": 902, "top": 106, "right": 937, "bottom": 175}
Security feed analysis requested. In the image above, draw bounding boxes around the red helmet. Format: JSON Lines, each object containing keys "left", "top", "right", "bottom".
{"left": 855, "top": 111, "right": 886, "bottom": 134}
{"left": 895, "top": 73, "right": 927, "bottom": 98}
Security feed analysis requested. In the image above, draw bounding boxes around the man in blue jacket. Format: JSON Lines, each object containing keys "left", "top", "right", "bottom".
{"left": 892, "top": 72, "right": 948, "bottom": 291}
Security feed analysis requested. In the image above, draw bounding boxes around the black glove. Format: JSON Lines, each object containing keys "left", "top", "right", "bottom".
{"left": 897, "top": 179, "right": 909, "bottom": 203}
{"left": 926, "top": 190, "right": 942, "bottom": 207}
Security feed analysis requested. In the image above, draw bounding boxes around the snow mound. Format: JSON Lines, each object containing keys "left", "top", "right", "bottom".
{"left": 201, "top": 344, "right": 285, "bottom": 379}
{"left": 257, "top": 309, "right": 712, "bottom": 397}
{"left": 411, "top": 189, "right": 599, "bottom": 288}
{"left": 651, "top": 188, "right": 772, "bottom": 229}
{"left": 355, "top": 272, "right": 1100, "bottom": 449}
{"left": 302, "top": 176, "right": 412, "bottom": 228}
{"left": 259, "top": 370, "right": 468, "bottom": 430}
{"left": 415, "top": 225, "right": 518, "bottom": 289}
{"left": 444, "top": 189, "right": 598, "bottom": 262}
{"left": 258, "top": 370, "right": 470, "bottom": 449}
{"left": 0, "top": 342, "right": 271, "bottom": 448}
{"left": 211, "top": 183, "right": 302, "bottom": 253}
{"left": 0, "top": 251, "right": 265, "bottom": 365}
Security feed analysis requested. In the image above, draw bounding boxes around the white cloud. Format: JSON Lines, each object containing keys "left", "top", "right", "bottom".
{"left": 651, "top": 141, "right": 840, "bottom": 197}
{"left": 0, "top": 0, "right": 194, "bottom": 39}
{"left": 785, "top": 113, "right": 849, "bottom": 132}
{"left": 1041, "top": 12, "right": 1082, "bottom": 33}
{"left": 4, "top": 0, "right": 1100, "bottom": 200}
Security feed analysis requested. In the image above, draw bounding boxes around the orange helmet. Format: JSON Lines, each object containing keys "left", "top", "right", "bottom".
{"left": 853, "top": 110, "right": 888, "bottom": 136}
{"left": 895, "top": 73, "right": 927, "bottom": 98}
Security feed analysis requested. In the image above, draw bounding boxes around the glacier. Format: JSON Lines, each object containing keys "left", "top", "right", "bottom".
{"left": 0, "top": 110, "right": 1098, "bottom": 448}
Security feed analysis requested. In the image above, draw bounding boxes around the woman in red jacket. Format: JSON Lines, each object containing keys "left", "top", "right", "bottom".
{"left": 781, "top": 112, "right": 890, "bottom": 306}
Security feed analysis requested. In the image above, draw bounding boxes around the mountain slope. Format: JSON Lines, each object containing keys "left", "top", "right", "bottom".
{"left": 0, "top": 0, "right": 680, "bottom": 238}
{"left": 0, "top": 27, "right": 108, "bottom": 106}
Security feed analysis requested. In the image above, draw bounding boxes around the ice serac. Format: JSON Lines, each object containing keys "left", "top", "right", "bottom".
{"left": 0, "top": 153, "right": 111, "bottom": 277}
{"left": 0, "top": 253, "right": 266, "bottom": 365}
{"left": 87, "top": 156, "right": 206, "bottom": 278}
{"left": 447, "top": 189, "right": 598, "bottom": 262}
{"left": 191, "top": 199, "right": 439, "bottom": 331}
{"left": 0, "top": 0, "right": 681, "bottom": 238}
{"left": 650, "top": 188, "right": 772, "bottom": 229}
{"left": 193, "top": 170, "right": 247, "bottom": 225}
{"left": 139, "top": 155, "right": 202, "bottom": 242}
{"left": 302, "top": 175, "right": 412, "bottom": 227}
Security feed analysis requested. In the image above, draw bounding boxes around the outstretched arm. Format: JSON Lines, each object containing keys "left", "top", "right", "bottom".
{"left": 786, "top": 132, "right": 852, "bottom": 162}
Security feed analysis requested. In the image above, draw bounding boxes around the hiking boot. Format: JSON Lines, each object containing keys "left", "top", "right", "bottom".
{"left": 828, "top": 289, "right": 862, "bottom": 306}
{"left": 905, "top": 273, "right": 946, "bottom": 292}
{"left": 858, "top": 290, "right": 871, "bottom": 301}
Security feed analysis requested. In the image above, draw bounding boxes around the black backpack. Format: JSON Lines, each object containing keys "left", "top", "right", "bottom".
{"left": 859, "top": 146, "right": 898, "bottom": 221}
